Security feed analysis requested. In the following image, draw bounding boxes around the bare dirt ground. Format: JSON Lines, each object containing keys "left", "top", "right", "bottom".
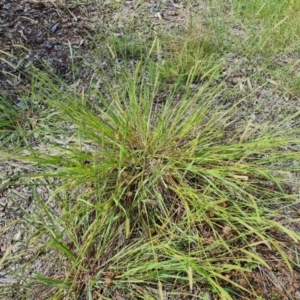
{"left": 0, "top": 0, "right": 190, "bottom": 93}
{"left": 0, "top": 0, "right": 106, "bottom": 94}
{"left": 1, "top": 1, "right": 300, "bottom": 299}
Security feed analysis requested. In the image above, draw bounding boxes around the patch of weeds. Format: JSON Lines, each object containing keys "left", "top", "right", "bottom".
{"left": 0, "top": 95, "right": 19, "bottom": 135}
{"left": 200, "top": 0, "right": 300, "bottom": 69}
{"left": 0, "top": 67, "right": 66, "bottom": 148}
{"left": 6, "top": 53, "right": 300, "bottom": 300}
{"left": 233, "top": 0, "right": 289, "bottom": 20}
{"left": 231, "top": 0, "right": 300, "bottom": 54}
{"left": 0, "top": 95, "right": 33, "bottom": 147}
{"left": 82, "top": 32, "right": 157, "bottom": 90}
{"left": 201, "top": 0, "right": 232, "bottom": 45}
{"left": 159, "top": 26, "right": 222, "bottom": 84}
{"left": 272, "top": 59, "right": 300, "bottom": 97}
{"left": 105, "top": 33, "right": 153, "bottom": 62}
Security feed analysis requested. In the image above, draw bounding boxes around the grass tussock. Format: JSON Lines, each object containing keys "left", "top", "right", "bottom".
{"left": 3, "top": 55, "right": 299, "bottom": 299}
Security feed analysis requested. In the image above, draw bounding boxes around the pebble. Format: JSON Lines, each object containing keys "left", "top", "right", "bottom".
{"left": 12, "top": 242, "right": 23, "bottom": 253}
{"left": 13, "top": 231, "right": 21, "bottom": 241}
{"left": 44, "top": 40, "right": 53, "bottom": 50}
{"left": 150, "top": 4, "right": 159, "bottom": 14}
{"left": 50, "top": 22, "right": 60, "bottom": 34}
{"left": 3, "top": 3, "right": 12, "bottom": 10}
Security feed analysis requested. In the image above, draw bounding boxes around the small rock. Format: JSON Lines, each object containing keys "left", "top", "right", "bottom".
{"left": 50, "top": 23, "right": 60, "bottom": 34}
{"left": 44, "top": 40, "right": 53, "bottom": 50}
{"left": 3, "top": 3, "right": 12, "bottom": 9}
{"left": 13, "top": 231, "right": 21, "bottom": 241}
{"left": 12, "top": 242, "right": 23, "bottom": 253}
{"left": 150, "top": 4, "right": 159, "bottom": 14}
{"left": 100, "top": 61, "right": 108, "bottom": 69}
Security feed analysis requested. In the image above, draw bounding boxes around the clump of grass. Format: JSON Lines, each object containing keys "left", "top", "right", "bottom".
{"left": 5, "top": 52, "right": 300, "bottom": 300}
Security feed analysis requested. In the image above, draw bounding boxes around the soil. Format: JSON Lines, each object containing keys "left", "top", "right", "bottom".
{"left": 0, "top": 0, "right": 105, "bottom": 95}
{"left": 1, "top": 0, "right": 300, "bottom": 299}
{"left": 0, "top": 0, "right": 190, "bottom": 95}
